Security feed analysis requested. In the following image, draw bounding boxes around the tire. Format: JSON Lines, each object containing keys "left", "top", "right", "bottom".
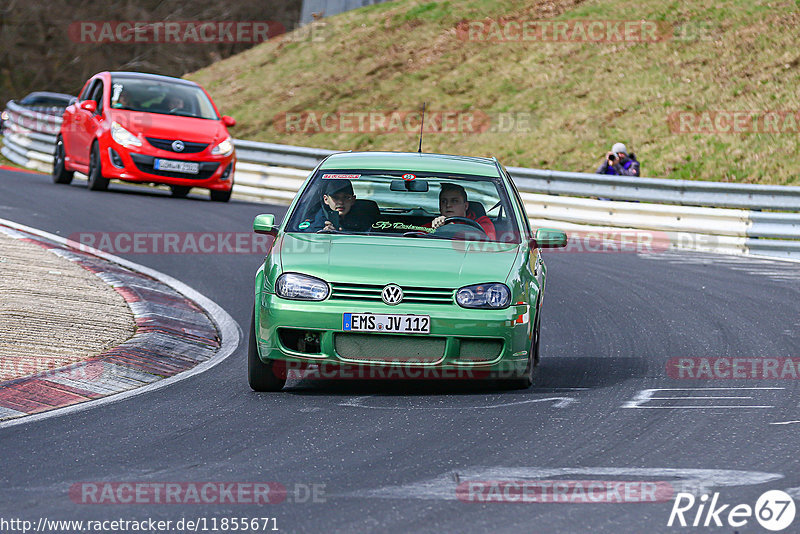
{"left": 248, "top": 310, "right": 286, "bottom": 392}
{"left": 499, "top": 304, "right": 541, "bottom": 390}
{"left": 531, "top": 303, "right": 542, "bottom": 367}
{"left": 52, "top": 136, "right": 74, "bottom": 184}
{"left": 86, "top": 142, "right": 109, "bottom": 191}
{"left": 209, "top": 188, "right": 232, "bottom": 202}
{"left": 170, "top": 185, "right": 191, "bottom": 198}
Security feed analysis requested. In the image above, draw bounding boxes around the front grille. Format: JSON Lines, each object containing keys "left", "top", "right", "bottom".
{"left": 130, "top": 154, "right": 219, "bottom": 180}
{"left": 334, "top": 333, "right": 446, "bottom": 363}
{"left": 330, "top": 283, "right": 454, "bottom": 305}
{"left": 457, "top": 338, "right": 504, "bottom": 362}
{"left": 145, "top": 137, "right": 209, "bottom": 154}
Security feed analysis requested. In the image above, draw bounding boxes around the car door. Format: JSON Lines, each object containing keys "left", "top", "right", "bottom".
{"left": 62, "top": 81, "right": 92, "bottom": 161}
{"left": 73, "top": 79, "right": 105, "bottom": 166}
{"left": 506, "top": 169, "right": 543, "bottom": 306}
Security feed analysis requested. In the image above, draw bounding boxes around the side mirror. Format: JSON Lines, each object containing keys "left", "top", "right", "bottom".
{"left": 222, "top": 115, "right": 236, "bottom": 127}
{"left": 531, "top": 228, "right": 567, "bottom": 249}
{"left": 80, "top": 100, "right": 97, "bottom": 113}
{"left": 254, "top": 214, "right": 277, "bottom": 236}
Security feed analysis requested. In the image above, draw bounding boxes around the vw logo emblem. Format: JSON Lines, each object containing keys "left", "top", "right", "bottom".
{"left": 381, "top": 284, "right": 403, "bottom": 305}
{"left": 172, "top": 140, "right": 185, "bottom": 152}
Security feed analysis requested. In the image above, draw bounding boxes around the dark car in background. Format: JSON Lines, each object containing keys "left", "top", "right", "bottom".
{"left": 1, "top": 91, "right": 76, "bottom": 132}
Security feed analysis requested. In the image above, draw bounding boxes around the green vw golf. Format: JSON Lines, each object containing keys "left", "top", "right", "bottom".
{"left": 249, "top": 151, "right": 567, "bottom": 391}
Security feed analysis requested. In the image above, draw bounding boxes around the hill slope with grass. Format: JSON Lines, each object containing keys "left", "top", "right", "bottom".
{"left": 188, "top": 0, "right": 800, "bottom": 184}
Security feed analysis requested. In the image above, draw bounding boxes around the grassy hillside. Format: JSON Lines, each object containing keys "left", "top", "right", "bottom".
{"left": 189, "top": 0, "right": 800, "bottom": 184}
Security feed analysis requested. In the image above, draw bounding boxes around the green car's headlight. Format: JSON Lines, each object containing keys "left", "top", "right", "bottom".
{"left": 275, "top": 273, "right": 329, "bottom": 301}
{"left": 456, "top": 283, "right": 511, "bottom": 309}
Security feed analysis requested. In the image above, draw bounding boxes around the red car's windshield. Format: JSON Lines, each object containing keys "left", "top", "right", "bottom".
{"left": 109, "top": 76, "right": 219, "bottom": 120}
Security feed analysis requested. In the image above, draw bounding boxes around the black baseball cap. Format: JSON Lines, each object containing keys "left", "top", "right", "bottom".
{"left": 323, "top": 179, "right": 354, "bottom": 196}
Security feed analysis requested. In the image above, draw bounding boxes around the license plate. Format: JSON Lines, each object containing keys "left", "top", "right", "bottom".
{"left": 154, "top": 159, "right": 199, "bottom": 174}
{"left": 343, "top": 313, "right": 430, "bottom": 334}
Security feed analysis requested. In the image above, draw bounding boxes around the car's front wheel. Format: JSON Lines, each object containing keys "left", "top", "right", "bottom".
{"left": 209, "top": 188, "right": 232, "bottom": 202}
{"left": 86, "top": 142, "right": 109, "bottom": 191}
{"left": 170, "top": 185, "right": 191, "bottom": 198}
{"left": 248, "top": 311, "right": 286, "bottom": 392}
{"left": 52, "top": 136, "right": 74, "bottom": 184}
{"left": 500, "top": 305, "right": 541, "bottom": 390}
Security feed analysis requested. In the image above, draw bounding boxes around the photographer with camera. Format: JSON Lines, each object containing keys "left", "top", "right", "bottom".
{"left": 596, "top": 142, "right": 640, "bottom": 177}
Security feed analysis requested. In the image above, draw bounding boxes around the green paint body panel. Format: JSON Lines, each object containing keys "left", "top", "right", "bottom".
{"left": 252, "top": 152, "right": 564, "bottom": 377}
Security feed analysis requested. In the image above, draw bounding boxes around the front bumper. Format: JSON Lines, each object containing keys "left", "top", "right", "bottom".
{"left": 256, "top": 293, "right": 533, "bottom": 377}
{"left": 101, "top": 141, "right": 234, "bottom": 191}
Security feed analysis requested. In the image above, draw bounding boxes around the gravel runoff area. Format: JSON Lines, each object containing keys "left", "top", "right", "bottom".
{"left": 0, "top": 230, "right": 136, "bottom": 381}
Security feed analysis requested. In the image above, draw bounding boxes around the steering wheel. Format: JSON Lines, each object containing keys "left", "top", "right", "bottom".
{"left": 440, "top": 216, "right": 487, "bottom": 234}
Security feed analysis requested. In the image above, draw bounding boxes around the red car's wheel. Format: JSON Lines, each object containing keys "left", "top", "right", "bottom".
{"left": 52, "top": 136, "right": 74, "bottom": 185}
{"left": 209, "top": 187, "right": 232, "bottom": 202}
{"left": 87, "top": 142, "right": 109, "bottom": 191}
{"left": 170, "top": 185, "right": 191, "bottom": 198}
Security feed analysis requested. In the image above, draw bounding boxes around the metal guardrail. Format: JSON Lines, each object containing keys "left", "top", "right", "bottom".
{"left": 3, "top": 99, "right": 800, "bottom": 260}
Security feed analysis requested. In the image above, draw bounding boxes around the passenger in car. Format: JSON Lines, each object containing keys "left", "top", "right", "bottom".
{"left": 303, "top": 179, "right": 379, "bottom": 232}
{"left": 429, "top": 182, "right": 496, "bottom": 239}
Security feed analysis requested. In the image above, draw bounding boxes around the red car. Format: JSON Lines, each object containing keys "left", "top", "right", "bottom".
{"left": 53, "top": 71, "right": 236, "bottom": 202}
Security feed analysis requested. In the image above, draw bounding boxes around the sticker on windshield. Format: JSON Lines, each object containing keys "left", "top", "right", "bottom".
{"left": 372, "top": 221, "right": 434, "bottom": 233}
{"left": 322, "top": 174, "right": 361, "bottom": 180}
{"left": 299, "top": 221, "right": 311, "bottom": 229}
{"left": 402, "top": 173, "right": 416, "bottom": 181}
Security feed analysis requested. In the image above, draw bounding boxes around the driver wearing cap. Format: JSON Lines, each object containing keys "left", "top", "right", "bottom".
{"left": 429, "top": 183, "right": 496, "bottom": 239}
{"left": 303, "top": 178, "right": 378, "bottom": 232}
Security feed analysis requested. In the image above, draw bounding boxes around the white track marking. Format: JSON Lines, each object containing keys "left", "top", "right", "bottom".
{"left": 785, "top": 487, "right": 800, "bottom": 498}
{"left": 339, "top": 396, "right": 577, "bottom": 410}
{"left": 343, "top": 467, "right": 784, "bottom": 500}
{"left": 622, "top": 387, "right": 784, "bottom": 409}
{"left": 770, "top": 421, "right": 800, "bottom": 425}
{"left": 638, "top": 250, "right": 800, "bottom": 284}
{"left": 0, "top": 217, "right": 241, "bottom": 430}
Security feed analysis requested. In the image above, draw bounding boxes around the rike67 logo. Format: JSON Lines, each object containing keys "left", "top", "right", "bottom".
{"left": 668, "top": 490, "right": 795, "bottom": 531}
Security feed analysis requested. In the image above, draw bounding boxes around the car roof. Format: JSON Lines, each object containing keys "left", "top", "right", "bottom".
{"left": 318, "top": 151, "right": 503, "bottom": 177}
{"left": 108, "top": 71, "right": 200, "bottom": 87}
{"left": 21, "top": 91, "right": 75, "bottom": 102}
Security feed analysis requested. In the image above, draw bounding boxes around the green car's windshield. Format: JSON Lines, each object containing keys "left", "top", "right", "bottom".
{"left": 286, "top": 170, "right": 521, "bottom": 243}
{"left": 109, "top": 76, "right": 219, "bottom": 120}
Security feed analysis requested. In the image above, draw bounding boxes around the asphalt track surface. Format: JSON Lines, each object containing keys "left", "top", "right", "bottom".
{"left": 1, "top": 167, "right": 799, "bottom": 533}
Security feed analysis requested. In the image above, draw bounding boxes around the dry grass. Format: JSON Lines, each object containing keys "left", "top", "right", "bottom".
{"left": 189, "top": 0, "right": 800, "bottom": 184}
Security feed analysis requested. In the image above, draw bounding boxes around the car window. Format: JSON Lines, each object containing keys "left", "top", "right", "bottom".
{"left": 90, "top": 81, "right": 104, "bottom": 113}
{"left": 505, "top": 168, "right": 532, "bottom": 239}
{"left": 21, "top": 96, "right": 70, "bottom": 107}
{"left": 79, "top": 80, "right": 97, "bottom": 101}
{"left": 109, "top": 76, "right": 219, "bottom": 120}
{"left": 285, "top": 169, "right": 521, "bottom": 243}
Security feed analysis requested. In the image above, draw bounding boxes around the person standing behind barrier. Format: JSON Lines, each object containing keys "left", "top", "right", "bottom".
{"left": 597, "top": 142, "right": 640, "bottom": 177}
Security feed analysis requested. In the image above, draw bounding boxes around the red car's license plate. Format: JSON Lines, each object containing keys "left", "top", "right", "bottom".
{"left": 154, "top": 159, "right": 199, "bottom": 174}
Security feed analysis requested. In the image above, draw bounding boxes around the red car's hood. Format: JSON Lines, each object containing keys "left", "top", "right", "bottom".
{"left": 109, "top": 110, "right": 227, "bottom": 143}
